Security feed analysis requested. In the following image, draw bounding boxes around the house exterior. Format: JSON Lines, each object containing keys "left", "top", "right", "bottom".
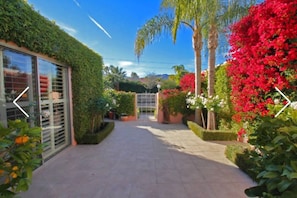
{"left": 0, "top": 41, "right": 75, "bottom": 161}
{"left": 0, "top": 0, "right": 103, "bottom": 163}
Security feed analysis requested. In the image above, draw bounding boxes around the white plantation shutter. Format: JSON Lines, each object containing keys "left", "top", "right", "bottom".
{"left": 38, "top": 59, "right": 69, "bottom": 160}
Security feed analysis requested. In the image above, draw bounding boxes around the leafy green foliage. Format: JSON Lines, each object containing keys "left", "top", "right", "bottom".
{"left": 115, "top": 92, "right": 135, "bottom": 116}
{"left": 134, "top": 14, "right": 173, "bottom": 58}
{"left": 0, "top": 120, "right": 42, "bottom": 196}
{"left": 161, "top": 78, "right": 179, "bottom": 90}
{"left": 0, "top": 0, "right": 103, "bottom": 141}
{"left": 160, "top": 89, "right": 191, "bottom": 116}
{"left": 187, "top": 121, "right": 236, "bottom": 141}
{"left": 103, "top": 65, "right": 126, "bottom": 90}
{"left": 215, "top": 63, "right": 234, "bottom": 129}
{"left": 246, "top": 107, "right": 297, "bottom": 197}
{"left": 88, "top": 96, "right": 113, "bottom": 134}
{"left": 225, "top": 144, "right": 258, "bottom": 181}
{"left": 119, "top": 81, "right": 147, "bottom": 93}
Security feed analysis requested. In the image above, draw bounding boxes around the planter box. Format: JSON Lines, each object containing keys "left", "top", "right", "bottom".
{"left": 79, "top": 122, "right": 115, "bottom": 144}
{"left": 120, "top": 115, "right": 136, "bottom": 121}
{"left": 157, "top": 110, "right": 183, "bottom": 124}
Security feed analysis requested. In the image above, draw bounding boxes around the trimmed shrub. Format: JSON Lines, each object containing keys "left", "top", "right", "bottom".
{"left": 225, "top": 144, "right": 257, "bottom": 181}
{"left": 187, "top": 121, "right": 236, "bottom": 141}
{"left": 79, "top": 122, "right": 115, "bottom": 144}
{"left": 119, "top": 81, "right": 147, "bottom": 93}
{"left": 115, "top": 92, "right": 135, "bottom": 116}
{"left": 160, "top": 89, "right": 191, "bottom": 116}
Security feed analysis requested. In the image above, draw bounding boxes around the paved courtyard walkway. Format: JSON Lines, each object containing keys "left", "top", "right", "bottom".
{"left": 20, "top": 118, "right": 255, "bottom": 198}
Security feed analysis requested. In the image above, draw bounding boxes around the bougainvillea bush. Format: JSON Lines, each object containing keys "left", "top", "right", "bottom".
{"left": 160, "top": 89, "right": 192, "bottom": 116}
{"left": 228, "top": 0, "right": 297, "bottom": 123}
{"left": 180, "top": 72, "right": 207, "bottom": 94}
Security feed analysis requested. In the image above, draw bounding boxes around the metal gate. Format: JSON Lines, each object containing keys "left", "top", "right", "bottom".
{"left": 136, "top": 93, "right": 156, "bottom": 120}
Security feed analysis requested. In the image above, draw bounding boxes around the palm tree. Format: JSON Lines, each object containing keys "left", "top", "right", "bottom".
{"left": 203, "top": 0, "right": 256, "bottom": 129}
{"left": 171, "top": 64, "right": 188, "bottom": 84}
{"left": 104, "top": 65, "right": 126, "bottom": 90}
{"left": 135, "top": 0, "right": 204, "bottom": 125}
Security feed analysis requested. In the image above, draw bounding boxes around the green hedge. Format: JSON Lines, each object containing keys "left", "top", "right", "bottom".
{"left": 0, "top": 0, "right": 103, "bottom": 141}
{"left": 187, "top": 121, "right": 237, "bottom": 141}
{"left": 225, "top": 144, "right": 257, "bottom": 181}
{"left": 115, "top": 92, "right": 135, "bottom": 116}
{"left": 119, "top": 81, "right": 147, "bottom": 93}
{"left": 79, "top": 122, "right": 115, "bottom": 144}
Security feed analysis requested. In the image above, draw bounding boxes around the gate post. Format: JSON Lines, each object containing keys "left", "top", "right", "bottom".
{"left": 134, "top": 93, "right": 137, "bottom": 119}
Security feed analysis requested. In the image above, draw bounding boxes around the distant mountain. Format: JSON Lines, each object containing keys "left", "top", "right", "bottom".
{"left": 154, "top": 74, "right": 170, "bottom": 79}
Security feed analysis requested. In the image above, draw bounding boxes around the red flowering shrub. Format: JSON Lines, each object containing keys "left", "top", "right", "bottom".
{"left": 237, "top": 128, "right": 247, "bottom": 138}
{"left": 228, "top": 0, "right": 297, "bottom": 122}
{"left": 180, "top": 72, "right": 207, "bottom": 93}
{"left": 180, "top": 73, "right": 195, "bottom": 92}
{"left": 160, "top": 89, "right": 190, "bottom": 115}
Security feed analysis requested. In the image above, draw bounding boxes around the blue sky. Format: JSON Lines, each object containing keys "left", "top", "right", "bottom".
{"left": 27, "top": 0, "right": 228, "bottom": 77}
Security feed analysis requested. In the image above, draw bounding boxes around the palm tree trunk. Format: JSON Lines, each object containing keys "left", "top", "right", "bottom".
{"left": 193, "top": 25, "right": 203, "bottom": 126}
{"left": 207, "top": 24, "right": 218, "bottom": 130}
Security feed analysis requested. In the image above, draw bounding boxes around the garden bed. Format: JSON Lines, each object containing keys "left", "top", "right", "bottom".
{"left": 79, "top": 122, "right": 115, "bottom": 144}
{"left": 187, "top": 121, "right": 237, "bottom": 141}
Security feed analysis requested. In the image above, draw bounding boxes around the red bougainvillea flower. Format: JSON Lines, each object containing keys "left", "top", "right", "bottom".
{"left": 227, "top": 0, "right": 297, "bottom": 122}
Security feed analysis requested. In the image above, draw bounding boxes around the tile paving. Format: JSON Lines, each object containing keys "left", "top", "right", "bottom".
{"left": 20, "top": 117, "right": 255, "bottom": 198}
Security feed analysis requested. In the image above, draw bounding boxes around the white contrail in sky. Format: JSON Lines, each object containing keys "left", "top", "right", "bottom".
{"left": 72, "top": 0, "right": 112, "bottom": 39}
{"left": 72, "top": 0, "right": 81, "bottom": 8}
{"left": 88, "top": 15, "right": 112, "bottom": 39}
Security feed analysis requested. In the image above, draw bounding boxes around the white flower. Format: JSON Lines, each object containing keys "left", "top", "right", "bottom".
{"left": 210, "top": 108, "right": 214, "bottom": 111}
{"left": 243, "top": 121, "right": 249, "bottom": 129}
{"left": 274, "top": 98, "right": 280, "bottom": 105}
{"left": 291, "top": 101, "right": 297, "bottom": 110}
{"left": 219, "top": 101, "right": 224, "bottom": 107}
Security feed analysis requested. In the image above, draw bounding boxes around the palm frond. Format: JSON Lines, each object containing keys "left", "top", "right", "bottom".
{"left": 134, "top": 14, "right": 173, "bottom": 59}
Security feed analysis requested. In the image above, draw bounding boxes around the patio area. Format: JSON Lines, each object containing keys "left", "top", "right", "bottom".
{"left": 20, "top": 118, "right": 255, "bottom": 198}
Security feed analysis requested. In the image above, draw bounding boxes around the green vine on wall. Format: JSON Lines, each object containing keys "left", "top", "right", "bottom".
{"left": 0, "top": 0, "right": 103, "bottom": 141}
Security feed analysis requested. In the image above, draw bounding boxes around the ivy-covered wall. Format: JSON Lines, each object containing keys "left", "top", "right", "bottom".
{"left": 0, "top": 0, "right": 103, "bottom": 141}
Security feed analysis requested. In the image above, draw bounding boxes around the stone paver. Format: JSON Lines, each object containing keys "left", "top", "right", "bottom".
{"left": 20, "top": 119, "right": 255, "bottom": 198}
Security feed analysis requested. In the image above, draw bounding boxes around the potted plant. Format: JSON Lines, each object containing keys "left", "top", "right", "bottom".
{"left": 120, "top": 113, "right": 129, "bottom": 121}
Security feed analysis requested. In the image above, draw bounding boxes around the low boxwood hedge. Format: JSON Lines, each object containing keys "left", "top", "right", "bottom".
{"left": 187, "top": 121, "right": 237, "bottom": 141}
{"left": 225, "top": 144, "right": 258, "bottom": 181}
{"left": 79, "top": 122, "right": 115, "bottom": 144}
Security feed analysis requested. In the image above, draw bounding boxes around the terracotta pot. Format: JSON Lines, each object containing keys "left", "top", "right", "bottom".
{"left": 120, "top": 116, "right": 129, "bottom": 121}
{"left": 108, "top": 112, "right": 114, "bottom": 119}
